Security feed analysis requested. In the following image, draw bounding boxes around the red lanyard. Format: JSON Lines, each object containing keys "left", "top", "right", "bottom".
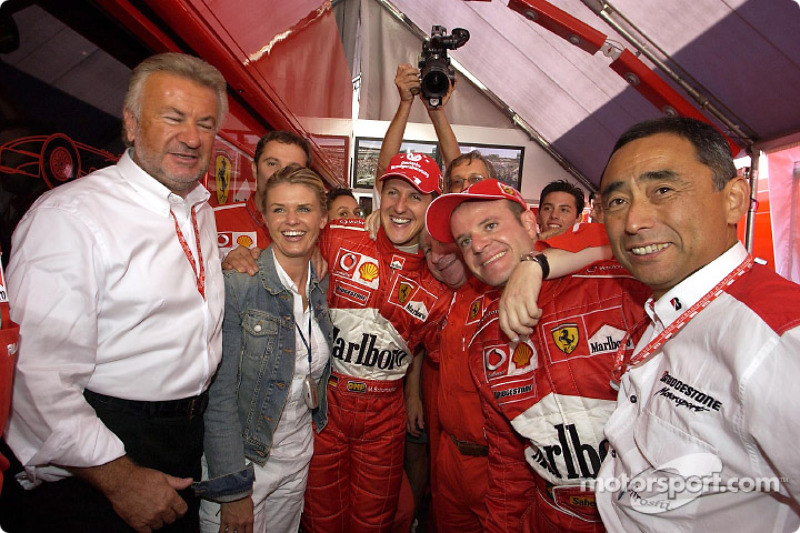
{"left": 170, "top": 206, "right": 206, "bottom": 300}
{"left": 611, "top": 255, "right": 753, "bottom": 388}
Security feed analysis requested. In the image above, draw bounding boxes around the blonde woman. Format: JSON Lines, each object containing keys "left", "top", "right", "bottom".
{"left": 198, "top": 164, "right": 332, "bottom": 533}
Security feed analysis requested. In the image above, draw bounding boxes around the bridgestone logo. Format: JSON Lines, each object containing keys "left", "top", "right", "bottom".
{"left": 335, "top": 285, "right": 367, "bottom": 302}
{"left": 658, "top": 371, "right": 723, "bottom": 412}
{"left": 494, "top": 384, "right": 532, "bottom": 400}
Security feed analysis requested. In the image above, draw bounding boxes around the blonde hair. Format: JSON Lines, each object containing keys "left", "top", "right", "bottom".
{"left": 259, "top": 164, "right": 328, "bottom": 214}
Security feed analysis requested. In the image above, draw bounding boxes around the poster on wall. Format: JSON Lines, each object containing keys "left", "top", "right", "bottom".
{"left": 457, "top": 143, "right": 524, "bottom": 190}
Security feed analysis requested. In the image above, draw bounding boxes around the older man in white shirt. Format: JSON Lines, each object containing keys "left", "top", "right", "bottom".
{"left": 594, "top": 117, "right": 800, "bottom": 532}
{"left": 1, "top": 52, "right": 227, "bottom": 533}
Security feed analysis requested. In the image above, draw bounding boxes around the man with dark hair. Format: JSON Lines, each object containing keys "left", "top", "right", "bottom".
{"left": 588, "top": 191, "right": 603, "bottom": 223}
{"left": 537, "top": 179, "right": 585, "bottom": 240}
{"left": 214, "top": 130, "right": 311, "bottom": 256}
{"left": 2, "top": 52, "right": 227, "bottom": 532}
{"left": 326, "top": 188, "right": 363, "bottom": 221}
{"left": 595, "top": 116, "right": 800, "bottom": 531}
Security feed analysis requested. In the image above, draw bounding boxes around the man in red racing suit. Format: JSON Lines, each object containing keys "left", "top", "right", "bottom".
{"left": 434, "top": 275, "right": 495, "bottom": 532}
{"left": 302, "top": 153, "right": 452, "bottom": 533}
{"left": 472, "top": 252, "right": 649, "bottom": 532}
{"left": 427, "top": 179, "right": 649, "bottom": 532}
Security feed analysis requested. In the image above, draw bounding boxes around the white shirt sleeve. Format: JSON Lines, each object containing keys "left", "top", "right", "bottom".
{"left": 742, "top": 326, "right": 800, "bottom": 505}
{"left": 6, "top": 204, "right": 125, "bottom": 474}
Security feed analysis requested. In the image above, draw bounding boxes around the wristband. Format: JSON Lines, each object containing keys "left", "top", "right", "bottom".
{"left": 520, "top": 252, "right": 550, "bottom": 280}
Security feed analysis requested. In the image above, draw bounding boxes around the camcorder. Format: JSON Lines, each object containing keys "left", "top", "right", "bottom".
{"left": 418, "top": 25, "right": 470, "bottom": 108}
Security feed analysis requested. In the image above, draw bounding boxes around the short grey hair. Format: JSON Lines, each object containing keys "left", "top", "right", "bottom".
{"left": 123, "top": 53, "right": 228, "bottom": 139}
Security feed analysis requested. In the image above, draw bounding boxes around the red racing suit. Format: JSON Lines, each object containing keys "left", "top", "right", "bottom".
{"left": 468, "top": 293, "right": 537, "bottom": 533}
{"left": 302, "top": 220, "right": 451, "bottom": 533}
{"left": 434, "top": 276, "right": 492, "bottom": 532}
{"left": 212, "top": 194, "right": 271, "bottom": 257}
{"left": 0, "top": 257, "right": 18, "bottom": 491}
{"left": 470, "top": 225, "right": 650, "bottom": 533}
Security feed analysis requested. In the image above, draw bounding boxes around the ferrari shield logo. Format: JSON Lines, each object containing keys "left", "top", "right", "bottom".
{"left": 215, "top": 153, "right": 232, "bottom": 204}
{"left": 469, "top": 299, "right": 481, "bottom": 321}
{"left": 552, "top": 323, "right": 579, "bottom": 354}
{"left": 398, "top": 282, "right": 413, "bottom": 304}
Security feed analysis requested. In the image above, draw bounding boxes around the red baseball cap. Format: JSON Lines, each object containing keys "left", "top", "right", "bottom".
{"left": 425, "top": 178, "right": 528, "bottom": 243}
{"left": 379, "top": 152, "right": 442, "bottom": 195}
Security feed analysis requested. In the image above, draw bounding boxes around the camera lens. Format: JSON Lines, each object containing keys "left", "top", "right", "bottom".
{"left": 422, "top": 70, "right": 449, "bottom": 97}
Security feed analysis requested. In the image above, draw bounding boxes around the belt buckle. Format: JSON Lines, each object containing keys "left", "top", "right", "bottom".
{"left": 187, "top": 393, "right": 208, "bottom": 418}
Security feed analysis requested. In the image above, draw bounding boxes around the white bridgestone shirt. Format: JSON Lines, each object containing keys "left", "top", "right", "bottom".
{"left": 6, "top": 149, "right": 224, "bottom": 483}
{"left": 596, "top": 243, "right": 800, "bottom": 532}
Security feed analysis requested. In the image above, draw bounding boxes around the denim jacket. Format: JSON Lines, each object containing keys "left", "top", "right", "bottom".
{"left": 196, "top": 247, "right": 332, "bottom": 502}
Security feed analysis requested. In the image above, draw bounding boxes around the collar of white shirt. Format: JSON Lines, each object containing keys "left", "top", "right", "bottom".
{"left": 645, "top": 242, "right": 749, "bottom": 331}
{"left": 118, "top": 148, "right": 210, "bottom": 217}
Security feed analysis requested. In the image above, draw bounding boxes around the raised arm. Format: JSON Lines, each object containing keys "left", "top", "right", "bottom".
{"left": 498, "top": 245, "right": 612, "bottom": 341}
{"left": 425, "top": 78, "right": 460, "bottom": 168}
{"left": 376, "top": 64, "right": 421, "bottom": 181}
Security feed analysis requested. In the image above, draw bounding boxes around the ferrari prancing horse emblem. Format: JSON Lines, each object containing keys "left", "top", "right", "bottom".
{"left": 551, "top": 323, "right": 579, "bottom": 354}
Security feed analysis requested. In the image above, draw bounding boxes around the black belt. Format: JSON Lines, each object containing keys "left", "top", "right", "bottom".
{"left": 450, "top": 435, "right": 489, "bottom": 457}
{"left": 84, "top": 389, "right": 209, "bottom": 419}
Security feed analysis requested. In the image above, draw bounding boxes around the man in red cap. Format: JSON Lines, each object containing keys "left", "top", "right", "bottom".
{"left": 302, "top": 152, "right": 452, "bottom": 533}
{"left": 426, "top": 179, "right": 648, "bottom": 533}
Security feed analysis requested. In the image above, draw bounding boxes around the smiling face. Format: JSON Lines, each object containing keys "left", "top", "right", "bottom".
{"left": 380, "top": 178, "right": 434, "bottom": 248}
{"left": 537, "top": 191, "right": 580, "bottom": 237}
{"left": 328, "top": 195, "right": 363, "bottom": 221}
{"left": 450, "top": 199, "right": 537, "bottom": 287}
{"left": 123, "top": 72, "right": 219, "bottom": 196}
{"left": 420, "top": 230, "right": 468, "bottom": 289}
{"left": 600, "top": 133, "right": 748, "bottom": 299}
{"left": 263, "top": 181, "right": 327, "bottom": 267}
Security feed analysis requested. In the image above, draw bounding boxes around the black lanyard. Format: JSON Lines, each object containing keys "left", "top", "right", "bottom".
{"left": 294, "top": 310, "right": 313, "bottom": 376}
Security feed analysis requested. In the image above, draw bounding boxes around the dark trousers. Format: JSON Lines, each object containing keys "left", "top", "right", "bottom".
{"left": 0, "top": 391, "right": 205, "bottom": 532}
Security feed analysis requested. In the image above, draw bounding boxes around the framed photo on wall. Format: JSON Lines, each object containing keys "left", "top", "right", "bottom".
{"left": 309, "top": 134, "right": 350, "bottom": 188}
{"left": 353, "top": 137, "right": 441, "bottom": 189}
{"left": 457, "top": 143, "right": 525, "bottom": 190}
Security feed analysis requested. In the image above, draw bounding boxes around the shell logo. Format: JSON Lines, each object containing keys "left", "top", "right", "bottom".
{"left": 236, "top": 235, "right": 254, "bottom": 248}
{"left": 359, "top": 262, "right": 379, "bottom": 282}
{"left": 501, "top": 184, "right": 516, "bottom": 197}
{"left": 512, "top": 342, "right": 534, "bottom": 368}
